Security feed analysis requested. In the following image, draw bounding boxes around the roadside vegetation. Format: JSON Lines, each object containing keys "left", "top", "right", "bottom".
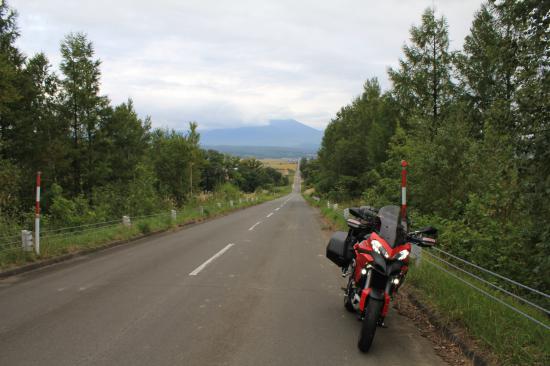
{"left": 1, "top": 186, "right": 290, "bottom": 271}
{"left": 301, "top": 1, "right": 549, "bottom": 303}
{"left": 0, "top": 1, "right": 291, "bottom": 263}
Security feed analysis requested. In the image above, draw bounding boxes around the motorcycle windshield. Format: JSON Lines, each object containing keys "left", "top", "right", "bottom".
{"left": 377, "top": 205, "right": 408, "bottom": 248}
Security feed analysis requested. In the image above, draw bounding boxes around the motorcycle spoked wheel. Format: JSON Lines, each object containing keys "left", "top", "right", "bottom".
{"left": 357, "top": 299, "right": 383, "bottom": 352}
{"left": 343, "top": 277, "right": 355, "bottom": 313}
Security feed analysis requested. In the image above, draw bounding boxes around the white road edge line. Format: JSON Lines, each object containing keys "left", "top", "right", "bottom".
{"left": 266, "top": 213, "right": 273, "bottom": 218}
{"left": 248, "top": 221, "right": 262, "bottom": 231}
{"left": 189, "top": 243, "right": 235, "bottom": 276}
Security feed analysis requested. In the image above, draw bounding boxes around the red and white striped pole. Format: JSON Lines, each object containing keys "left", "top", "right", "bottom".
{"left": 401, "top": 160, "right": 408, "bottom": 220}
{"left": 35, "top": 171, "right": 41, "bottom": 255}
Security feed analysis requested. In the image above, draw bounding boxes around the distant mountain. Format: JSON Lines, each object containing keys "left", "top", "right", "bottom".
{"left": 203, "top": 145, "right": 317, "bottom": 159}
{"left": 200, "top": 119, "right": 323, "bottom": 149}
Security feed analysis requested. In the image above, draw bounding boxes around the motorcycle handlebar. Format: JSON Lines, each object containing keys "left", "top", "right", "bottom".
{"left": 407, "top": 233, "right": 437, "bottom": 247}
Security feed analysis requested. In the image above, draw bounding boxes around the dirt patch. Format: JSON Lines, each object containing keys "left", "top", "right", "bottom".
{"left": 316, "top": 211, "right": 341, "bottom": 237}
{"left": 394, "top": 287, "right": 495, "bottom": 366}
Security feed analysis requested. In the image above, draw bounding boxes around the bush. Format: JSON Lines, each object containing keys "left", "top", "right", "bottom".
{"left": 216, "top": 183, "right": 240, "bottom": 201}
{"left": 137, "top": 221, "right": 151, "bottom": 234}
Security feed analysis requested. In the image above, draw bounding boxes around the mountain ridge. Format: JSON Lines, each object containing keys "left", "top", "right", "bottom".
{"left": 199, "top": 119, "right": 323, "bottom": 149}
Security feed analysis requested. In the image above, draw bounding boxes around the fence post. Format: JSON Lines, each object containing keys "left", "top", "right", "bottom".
{"left": 411, "top": 244, "right": 422, "bottom": 265}
{"left": 171, "top": 209, "right": 177, "bottom": 221}
{"left": 122, "top": 215, "right": 131, "bottom": 227}
{"left": 401, "top": 160, "right": 408, "bottom": 220}
{"left": 230, "top": 200, "right": 234, "bottom": 207}
{"left": 199, "top": 206, "right": 204, "bottom": 215}
{"left": 34, "top": 171, "right": 41, "bottom": 255}
{"left": 21, "top": 230, "right": 33, "bottom": 252}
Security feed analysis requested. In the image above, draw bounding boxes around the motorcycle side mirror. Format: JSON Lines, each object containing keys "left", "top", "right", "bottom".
{"left": 418, "top": 226, "right": 438, "bottom": 236}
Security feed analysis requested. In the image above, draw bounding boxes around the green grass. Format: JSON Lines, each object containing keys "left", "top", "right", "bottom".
{"left": 303, "top": 194, "right": 347, "bottom": 230}
{"left": 303, "top": 193, "right": 550, "bottom": 366}
{"left": 0, "top": 188, "right": 290, "bottom": 271}
{"left": 408, "top": 258, "right": 550, "bottom": 366}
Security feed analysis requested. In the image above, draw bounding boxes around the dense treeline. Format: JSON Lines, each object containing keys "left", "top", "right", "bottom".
{"left": 0, "top": 2, "right": 287, "bottom": 232}
{"left": 302, "top": 1, "right": 549, "bottom": 292}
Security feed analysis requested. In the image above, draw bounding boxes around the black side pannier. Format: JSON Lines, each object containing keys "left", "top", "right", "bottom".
{"left": 326, "top": 231, "right": 352, "bottom": 267}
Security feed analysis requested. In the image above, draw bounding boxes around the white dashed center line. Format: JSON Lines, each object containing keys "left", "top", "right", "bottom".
{"left": 248, "top": 221, "right": 262, "bottom": 231}
{"left": 266, "top": 213, "right": 273, "bottom": 218}
{"left": 189, "top": 243, "right": 235, "bottom": 276}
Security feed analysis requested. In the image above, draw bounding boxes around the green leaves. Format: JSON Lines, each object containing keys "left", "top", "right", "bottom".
{"left": 389, "top": 8, "right": 454, "bottom": 137}
{"left": 308, "top": 3, "right": 549, "bottom": 296}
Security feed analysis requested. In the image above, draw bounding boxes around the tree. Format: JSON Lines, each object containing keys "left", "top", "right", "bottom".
{"left": 388, "top": 8, "right": 454, "bottom": 138}
{"left": 23, "top": 53, "right": 63, "bottom": 175}
{"left": 315, "top": 78, "right": 397, "bottom": 199}
{"left": 95, "top": 99, "right": 150, "bottom": 185}
{"left": 59, "top": 32, "right": 109, "bottom": 195}
{"left": 150, "top": 125, "right": 203, "bottom": 205}
{"left": 186, "top": 121, "right": 201, "bottom": 195}
{"left": 454, "top": 5, "right": 502, "bottom": 137}
{"left": 200, "top": 149, "right": 227, "bottom": 192}
{"left": 0, "top": 0, "right": 24, "bottom": 157}
{"left": 236, "top": 158, "right": 265, "bottom": 193}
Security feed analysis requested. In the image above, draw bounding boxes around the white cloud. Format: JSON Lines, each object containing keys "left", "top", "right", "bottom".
{"left": 11, "top": 0, "right": 483, "bottom": 130}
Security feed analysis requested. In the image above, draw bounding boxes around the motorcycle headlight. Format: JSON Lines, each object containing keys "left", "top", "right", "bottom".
{"left": 395, "top": 249, "right": 410, "bottom": 261}
{"left": 371, "top": 239, "right": 389, "bottom": 259}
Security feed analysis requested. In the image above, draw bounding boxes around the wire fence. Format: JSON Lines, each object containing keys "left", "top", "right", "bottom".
{"left": 419, "top": 248, "right": 550, "bottom": 331}
{"left": 317, "top": 199, "right": 550, "bottom": 331}
{"left": 0, "top": 196, "right": 261, "bottom": 259}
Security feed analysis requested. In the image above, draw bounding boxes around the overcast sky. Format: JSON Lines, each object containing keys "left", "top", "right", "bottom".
{"left": 11, "top": 0, "right": 483, "bottom": 130}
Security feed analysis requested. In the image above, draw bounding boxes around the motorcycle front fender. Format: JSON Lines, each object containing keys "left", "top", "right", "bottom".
{"left": 359, "top": 288, "right": 385, "bottom": 312}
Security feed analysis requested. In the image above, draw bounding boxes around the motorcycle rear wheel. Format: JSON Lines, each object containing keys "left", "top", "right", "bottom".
{"left": 357, "top": 299, "right": 382, "bottom": 352}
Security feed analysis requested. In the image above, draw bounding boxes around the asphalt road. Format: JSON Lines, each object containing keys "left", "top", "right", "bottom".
{"left": 0, "top": 172, "right": 447, "bottom": 366}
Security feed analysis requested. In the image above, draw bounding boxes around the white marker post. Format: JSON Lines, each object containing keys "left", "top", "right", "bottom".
{"left": 35, "top": 171, "right": 41, "bottom": 255}
{"left": 400, "top": 160, "right": 408, "bottom": 220}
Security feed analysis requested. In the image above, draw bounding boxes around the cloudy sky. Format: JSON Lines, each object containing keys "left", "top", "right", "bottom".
{"left": 11, "top": 0, "right": 483, "bottom": 130}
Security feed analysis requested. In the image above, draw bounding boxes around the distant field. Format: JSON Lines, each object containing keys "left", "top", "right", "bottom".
{"left": 260, "top": 159, "right": 297, "bottom": 176}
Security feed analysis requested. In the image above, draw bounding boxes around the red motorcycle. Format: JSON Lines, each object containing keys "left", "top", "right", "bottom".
{"left": 326, "top": 205, "right": 437, "bottom": 352}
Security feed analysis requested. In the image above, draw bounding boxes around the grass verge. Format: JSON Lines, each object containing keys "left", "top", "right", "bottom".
{"left": 408, "top": 258, "right": 549, "bottom": 366}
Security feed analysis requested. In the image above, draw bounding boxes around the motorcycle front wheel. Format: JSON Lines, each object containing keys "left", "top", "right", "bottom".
{"left": 357, "top": 299, "right": 383, "bottom": 352}
{"left": 344, "top": 278, "right": 355, "bottom": 313}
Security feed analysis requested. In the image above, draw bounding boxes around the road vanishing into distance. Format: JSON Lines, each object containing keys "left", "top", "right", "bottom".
{"left": 0, "top": 171, "right": 446, "bottom": 366}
